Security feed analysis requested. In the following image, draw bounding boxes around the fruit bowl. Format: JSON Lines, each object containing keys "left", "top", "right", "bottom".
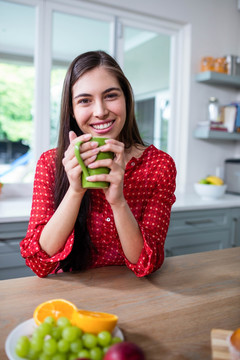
{"left": 194, "top": 183, "right": 227, "bottom": 200}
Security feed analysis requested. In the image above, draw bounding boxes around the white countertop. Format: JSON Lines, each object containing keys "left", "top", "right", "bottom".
{"left": 1, "top": 192, "right": 240, "bottom": 223}
{"left": 0, "top": 196, "right": 32, "bottom": 223}
{"left": 173, "top": 192, "right": 240, "bottom": 211}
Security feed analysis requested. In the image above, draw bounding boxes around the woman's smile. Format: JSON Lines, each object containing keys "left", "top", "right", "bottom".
{"left": 91, "top": 120, "right": 115, "bottom": 133}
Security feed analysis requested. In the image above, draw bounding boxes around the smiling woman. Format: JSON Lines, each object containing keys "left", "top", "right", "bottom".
{"left": 20, "top": 50, "right": 176, "bottom": 279}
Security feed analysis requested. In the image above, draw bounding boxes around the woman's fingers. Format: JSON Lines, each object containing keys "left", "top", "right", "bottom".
{"left": 101, "top": 139, "right": 124, "bottom": 156}
{"left": 69, "top": 130, "right": 77, "bottom": 142}
{"left": 86, "top": 168, "right": 123, "bottom": 183}
{"left": 65, "top": 133, "right": 99, "bottom": 162}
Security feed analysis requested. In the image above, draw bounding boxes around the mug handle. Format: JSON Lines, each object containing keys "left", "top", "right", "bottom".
{"left": 74, "top": 141, "right": 90, "bottom": 178}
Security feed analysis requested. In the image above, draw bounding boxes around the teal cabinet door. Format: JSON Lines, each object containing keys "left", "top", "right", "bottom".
{"left": 165, "top": 208, "right": 234, "bottom": 257}
{"left": 0, "top": 222, "right": 34, "bottom": 280}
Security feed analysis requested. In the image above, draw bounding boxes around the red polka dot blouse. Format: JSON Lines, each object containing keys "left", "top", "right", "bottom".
{"left": 20, "top": 145, "right": 176, "bottom": 278}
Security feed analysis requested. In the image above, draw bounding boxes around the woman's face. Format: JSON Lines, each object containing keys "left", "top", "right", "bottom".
{"left": 72, "top": 66, "right": 126, "bottom": 139}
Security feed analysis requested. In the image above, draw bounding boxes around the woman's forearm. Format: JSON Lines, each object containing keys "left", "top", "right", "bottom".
{"left": 39, "top": 187, "right": 85, "bottom": 256}
{"left": 111, "top": 201, "right": 144, "bottom": 264}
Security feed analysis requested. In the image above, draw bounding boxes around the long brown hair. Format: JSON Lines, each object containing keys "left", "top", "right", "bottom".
{"left": 55, "top": 51, "right": 144, "bottom": 272}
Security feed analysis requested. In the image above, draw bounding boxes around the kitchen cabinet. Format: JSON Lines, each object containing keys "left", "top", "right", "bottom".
{"left": 165, "top": 207, "right": 239, "bottom": 257}
{"left": 0, "top": 221, "right": 34, "bottom": 280}
{"left": 0, "top": 204, "right": 239, "bottom": 279}
{"left": 195, "top": 71, "right": 240, "bottom": 141}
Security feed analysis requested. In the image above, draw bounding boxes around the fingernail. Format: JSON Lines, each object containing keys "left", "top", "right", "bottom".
{"left": 84, "top": 133, "right": 92, "bottom": 140}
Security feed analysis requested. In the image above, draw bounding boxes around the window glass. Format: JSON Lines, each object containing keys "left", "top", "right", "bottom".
{"left": 0, "top": 0, "right": 35, "bottom": 183}
{"left": 50, "top": 11, "right": 112, "bottom": 147}
{"left": 123, "top": 26, "right": 171, "bottom": 151}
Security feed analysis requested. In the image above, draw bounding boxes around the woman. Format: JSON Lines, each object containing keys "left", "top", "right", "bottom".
{"left": 20, "top": 50, "right": 176, "bottom": 278}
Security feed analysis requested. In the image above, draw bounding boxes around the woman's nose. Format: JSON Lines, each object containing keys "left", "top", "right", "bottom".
{"left": 93, "top": 100, "right": 108, "bottom": 118}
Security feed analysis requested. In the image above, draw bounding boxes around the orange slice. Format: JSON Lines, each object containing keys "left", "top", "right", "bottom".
{"left": 231, "top": 328, "right": 240, "bottom": 351}
{"left": 33, "top": 299, "right": 78, "bottom": 325}
{"left": 71, "top": 309, "right": 118, "bottom": 334}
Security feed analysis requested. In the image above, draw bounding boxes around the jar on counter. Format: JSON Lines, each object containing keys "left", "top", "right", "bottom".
{"left": 201, "top": 56, "right": 214, "bottom": 72}
{"left": 208, "top": 97, "right": 219, "bottom": 122}
{"left": 213, "top": 57, "right": 227, "bottom": 73}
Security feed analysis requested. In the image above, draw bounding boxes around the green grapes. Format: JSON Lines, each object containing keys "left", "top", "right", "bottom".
{"left": 82, "top": 333, "right": 98, "bottom": 349}
{"left": 15, "top": 335, "right": 30, "bottom": 357}
{"left": 14, "top": 317, "right": 122, "bottom": 360}
{"left": 97, "top": 331, "right": 112, "bottom": 347}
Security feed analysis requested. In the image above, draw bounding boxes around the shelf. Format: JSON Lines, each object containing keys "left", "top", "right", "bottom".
{"left": 194, "top": 127, "right": 240, "bottom": 140}
{"left": 195, "top": 71, "right": 240, "bottom": 88}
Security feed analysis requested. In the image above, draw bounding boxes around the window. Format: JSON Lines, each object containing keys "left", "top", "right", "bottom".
{"left": 0, "top": 0, "right": 35, "bottom": 183}
{"left": 120, "top": 25, "right": 171, "bottom": 150}
{"left": 50, "top": 10, "right": 112, "bottom": 147}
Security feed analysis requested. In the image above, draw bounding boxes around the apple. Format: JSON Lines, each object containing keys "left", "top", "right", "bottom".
{"left": 104, "top": 341, "right": 146, "bottom": 360}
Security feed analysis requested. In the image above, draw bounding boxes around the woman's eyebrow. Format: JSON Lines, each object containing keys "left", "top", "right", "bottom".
{"left": 74, "top": 93, "right": 91, "bottom": 99}
{"left": 103, "top": 87, "right": 121, "bottom": 94}
{"left": 74, "top": 87, "right": 121, "bottom": 100}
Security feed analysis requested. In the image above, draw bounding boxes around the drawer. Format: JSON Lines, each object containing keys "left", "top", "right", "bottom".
{"left": 0, "top": 250, "right": 26, "bottom": 269}
{"left": 0, "top": 266, "right": 34, "bottom": 280}
{"left": 168, "top": 210, "right": 230, "bottom": 235}
{"left": 0, "top": 239, "right": 22, "bottom": 253}
{"left": 165, "top": 229, "right": 230, "bottom": 257}
{"left": 0, "top": 222, "right": 28, "bottom": 232}
{"left": 0, "top": 221, "right": 28, "bottom": 241}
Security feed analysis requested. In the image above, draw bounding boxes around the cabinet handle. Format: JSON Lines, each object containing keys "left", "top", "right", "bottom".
{"left": 231, "top": 218, "right": 238, "bottom": 247}
{"left": 185, "top": 219, "right": 213, "bottom": 225}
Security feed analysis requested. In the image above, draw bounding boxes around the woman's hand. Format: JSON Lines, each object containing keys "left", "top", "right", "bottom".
{"left": 62, "top": 131, "right": 100, "bottom": 194}
{"left": 87, "top": 139, "right": 126, "bottom": 206}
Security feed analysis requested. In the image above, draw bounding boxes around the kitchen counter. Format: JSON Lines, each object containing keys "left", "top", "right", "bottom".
{"left": 0, "top": 247, "right": 239, "bottom": 360}
{"left": 0, "top": 196, "right": 32, "bottom": 222}
{"left": 1, "top": 191, "right": 240, "bottom": 222}
{"left": 173, "top": 191, "right": 240, "bottom": 211}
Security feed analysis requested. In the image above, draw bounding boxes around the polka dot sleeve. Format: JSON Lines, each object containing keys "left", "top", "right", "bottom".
{"left": 20, "top": 150, "right": 73, "bottom": 277}
{"left": 122, "top": 152, "right": 176, "bottom": 277}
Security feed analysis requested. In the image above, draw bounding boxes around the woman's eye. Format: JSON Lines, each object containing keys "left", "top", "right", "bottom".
{"left": 78, "top": 98, "right": 90, "bottom": 104}
{"left": 106, "top": 93, "right": 118, "bottom": 99}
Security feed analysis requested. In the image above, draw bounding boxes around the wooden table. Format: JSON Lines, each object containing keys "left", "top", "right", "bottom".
{"left": 1, "top": 247, "right": 240, "bottom": 360}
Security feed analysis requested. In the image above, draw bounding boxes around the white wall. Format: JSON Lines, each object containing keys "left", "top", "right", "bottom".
{"left": 85, "top": 0, "right": 240, "bottom": 192}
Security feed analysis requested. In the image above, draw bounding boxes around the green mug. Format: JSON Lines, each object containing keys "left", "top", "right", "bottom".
{"left": 74, "top": 137, "right": 114, "bottom": 189}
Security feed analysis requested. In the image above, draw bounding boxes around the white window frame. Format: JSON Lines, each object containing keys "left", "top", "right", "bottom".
{"left": 35, "top": 0, "right": 116, "bottom": 162}
{"left": 114, "top": 15, "right": 191, "bottom": 192}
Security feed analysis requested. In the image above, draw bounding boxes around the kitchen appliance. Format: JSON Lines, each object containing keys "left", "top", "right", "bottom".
{"left": 224, "top": 159, "right": 240, "bottom": 194}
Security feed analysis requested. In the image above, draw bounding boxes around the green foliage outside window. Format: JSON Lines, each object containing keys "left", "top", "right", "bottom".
{"left": 0, "top": 63, "right": 34, "bottom": 144}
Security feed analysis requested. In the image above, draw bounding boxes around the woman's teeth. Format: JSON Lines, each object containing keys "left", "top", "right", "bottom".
{"left": 92, "top": 121, "right": 113, "bottom": 130}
